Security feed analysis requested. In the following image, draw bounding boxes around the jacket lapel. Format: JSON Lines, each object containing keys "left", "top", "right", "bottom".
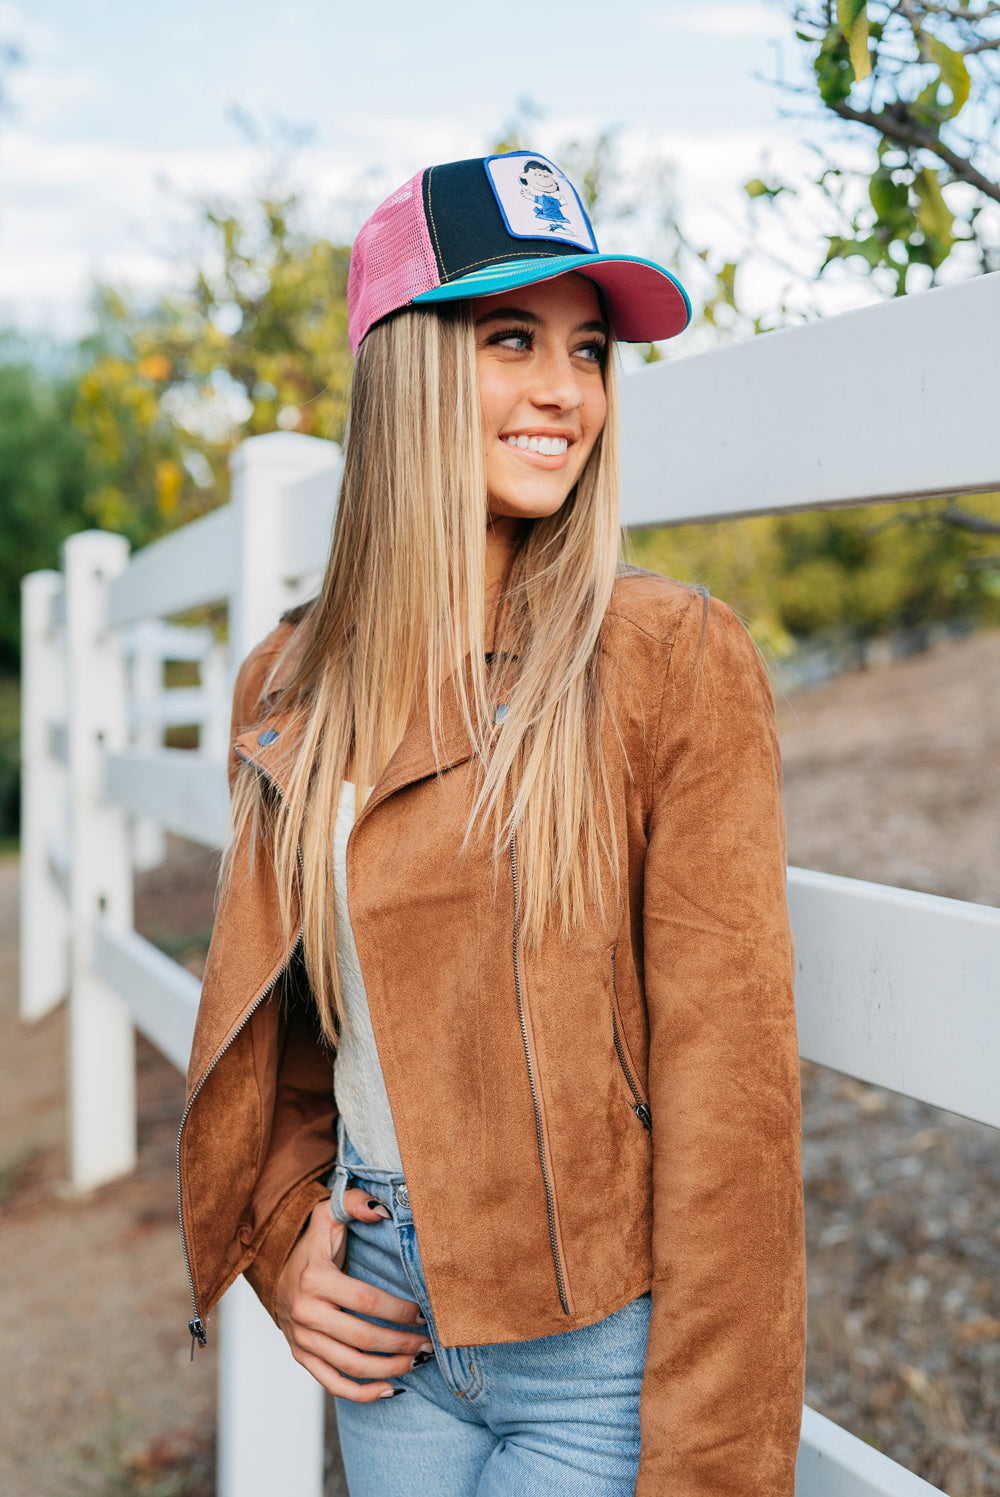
{"left": 232, "top": 654, "right": 484, "bottom": 818}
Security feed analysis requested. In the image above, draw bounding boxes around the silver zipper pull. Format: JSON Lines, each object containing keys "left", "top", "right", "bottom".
{"left": 635, "top": 1102, "right": 652, "bottom": 1132}
{"left": 189, "top": 1316, "right": 207, "bottom": 1359}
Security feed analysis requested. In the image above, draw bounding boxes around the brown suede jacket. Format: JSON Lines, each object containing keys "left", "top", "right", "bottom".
{"left": 178, "top": 568, "right": 806, "bottom": 1496}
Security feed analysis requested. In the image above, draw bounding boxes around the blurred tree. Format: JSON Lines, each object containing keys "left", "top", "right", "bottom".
{"left": 0, "top": 348, "right": 89, "bottom": 669}
{"left": 629, "top": 496, "right": 1000, "bottom": 657}
{"left": 76, "top": 191, "right": 353, "bottom": 547}
{"left": 0, "top": 345, "right": 91, "bottom": 840}
{"left": 753, "top": 1, "right": 1000, "bottom": 293}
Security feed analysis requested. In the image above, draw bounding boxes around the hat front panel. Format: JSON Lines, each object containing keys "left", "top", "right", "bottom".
{"left": 423, "top": 157, "right": 590, "bottom": 285}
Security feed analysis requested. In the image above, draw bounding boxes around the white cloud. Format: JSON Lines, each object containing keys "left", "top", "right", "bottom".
{"left": 0, "top": 104, "right": 883, "bottom": 339}
{"left": 647, "top": 3, "right": 783, "bottom": 40}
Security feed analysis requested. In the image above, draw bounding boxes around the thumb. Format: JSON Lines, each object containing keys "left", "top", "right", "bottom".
{"left": 342, "top": 1185, "right": 392, "bottom": 1222}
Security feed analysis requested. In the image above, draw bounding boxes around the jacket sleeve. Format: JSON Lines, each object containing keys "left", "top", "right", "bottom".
{"left": 636, "top": 593, "right": 806, "bottom": 1497}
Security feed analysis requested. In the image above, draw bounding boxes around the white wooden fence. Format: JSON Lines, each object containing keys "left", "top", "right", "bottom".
{"left": 20, "top": 271, "right": 1000, "bottom": 1497}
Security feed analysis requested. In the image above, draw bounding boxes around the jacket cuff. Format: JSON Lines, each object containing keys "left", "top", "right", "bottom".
{"left": 243, "top": 1175, "right": 332, "bottom": 1321}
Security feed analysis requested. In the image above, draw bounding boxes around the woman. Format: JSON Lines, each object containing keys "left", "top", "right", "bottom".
{"left": 178, "top": 150, "right": 806, "bottom": 1496}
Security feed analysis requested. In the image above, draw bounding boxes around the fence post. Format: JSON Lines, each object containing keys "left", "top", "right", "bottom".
{"left": 217, "top": 1276, "right": 326, "bottom": 1497}
{"left": 218, "top": 434, "right": 331, "bottom": 1497}
{"left": 229, "top": 431, "right": 340, "bottom": 665}
{"left": 64, "top": 530, "right": 136, "bottom": 1190}
{"left": 19, "top": 570, "right": 70, "bottom": 1021}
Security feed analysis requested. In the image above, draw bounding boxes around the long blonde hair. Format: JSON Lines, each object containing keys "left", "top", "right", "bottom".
{"left": 228, "top": 298, "right": 622, "bottom": 1044}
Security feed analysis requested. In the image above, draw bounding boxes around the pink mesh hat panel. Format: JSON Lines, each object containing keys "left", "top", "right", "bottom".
{"left": 347, "top": 170, "right": 440, "bottom": 354}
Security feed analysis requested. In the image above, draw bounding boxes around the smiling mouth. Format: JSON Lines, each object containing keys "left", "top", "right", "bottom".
{"left": 502, "top": 434, "right": 570, "bottom": 456}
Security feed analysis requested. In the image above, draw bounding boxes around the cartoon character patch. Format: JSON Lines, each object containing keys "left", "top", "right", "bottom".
{"left": 483, "top": 152, "right": 598, "bottom": 253}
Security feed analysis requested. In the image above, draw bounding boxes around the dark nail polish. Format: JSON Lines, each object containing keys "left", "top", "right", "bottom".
{"left": 366, "top": 1199, "right": 380, "bottom": 1210}
{"left": 378, "top": 1387, "right": 406, "bottom": 1399}
{"left": 412, "top": 1349, "right": 434, "bottom": 1367}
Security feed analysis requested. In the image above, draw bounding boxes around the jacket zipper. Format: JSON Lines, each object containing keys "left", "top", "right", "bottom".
{"left": 610, "top": 947, "right": 652, "bottom": 1132}
{"left": 176, "top": 744, "right": 302, "bottom": 1354}
{"left": 509, "top": 832, "right": 571, "bottom": 1315}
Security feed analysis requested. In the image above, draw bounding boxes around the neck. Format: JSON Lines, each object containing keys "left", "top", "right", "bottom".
{"left": 485, "top": 514, "right": 522, "bottom": 650}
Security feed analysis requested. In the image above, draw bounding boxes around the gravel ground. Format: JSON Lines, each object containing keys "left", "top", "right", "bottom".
{"left": 2, "top": 627, "right": 998, "bottom": 1495}
{"left": 779, "top": 628, "right": 1000, "bottom": 1497}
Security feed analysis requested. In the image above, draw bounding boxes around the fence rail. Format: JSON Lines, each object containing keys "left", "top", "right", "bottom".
{"left": 20, "top": 271, "right": 1000, "bottom": 1497}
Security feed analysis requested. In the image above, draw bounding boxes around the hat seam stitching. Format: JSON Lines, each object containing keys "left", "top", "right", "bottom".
{"left": 424, "top": 165, "right": 447, "bottom": 282}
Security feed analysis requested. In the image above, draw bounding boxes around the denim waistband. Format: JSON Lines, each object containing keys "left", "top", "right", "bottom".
{"left": 329, "top": 1115, "right": 410, "bottom": 1225}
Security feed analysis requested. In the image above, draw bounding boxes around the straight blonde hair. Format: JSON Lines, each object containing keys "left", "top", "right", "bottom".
{"left": 227, "top": 296, "right": 622, "bottom": 1045}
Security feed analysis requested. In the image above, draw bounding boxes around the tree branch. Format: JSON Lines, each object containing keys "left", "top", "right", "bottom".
{"left": 945, "top": 503, "right": 1000, "bottom": 536}
{"left": 829, "top": 98, "right": 1000, "bottom": 204}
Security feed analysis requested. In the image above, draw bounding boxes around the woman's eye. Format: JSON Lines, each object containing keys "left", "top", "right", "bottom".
{"left": 488, "top": 328, "right": 533, "bottom": 352}
{"left": 576, "top": 340, "right": 607, "bottom": 364}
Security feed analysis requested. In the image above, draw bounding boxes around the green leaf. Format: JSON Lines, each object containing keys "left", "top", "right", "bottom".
{"left": 815, "top": 26, "right": 855, "bottom": 105}
{"left": 868, "top": 171, "right": 909, "bottom": 227}
{"left": 744, "top": 177, "right": 789, "bottom": 201}
{"left": 926, "top": 35, "right": 971, "bottom": 119}
{"left": 718, "top": 262, "right": 738, "bottom": 307}
{"left": 914, "top": 167, "right": 956, "bottom": 248}
{"left": 837, "top": 0, "right": 871, "bottom": 82}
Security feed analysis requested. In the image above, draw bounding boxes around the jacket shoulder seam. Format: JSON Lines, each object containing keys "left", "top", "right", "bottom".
{"left": 648, "top": 588, "right": 706, "bottom": 817}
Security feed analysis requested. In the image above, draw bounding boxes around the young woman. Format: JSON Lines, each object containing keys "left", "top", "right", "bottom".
{"left": 178, "top": 151, "right": 806, "bottom": 1497}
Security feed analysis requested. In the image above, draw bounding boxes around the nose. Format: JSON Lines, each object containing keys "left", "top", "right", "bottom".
{"left": 528, "top": 346, "right": 585, "bottom": 414}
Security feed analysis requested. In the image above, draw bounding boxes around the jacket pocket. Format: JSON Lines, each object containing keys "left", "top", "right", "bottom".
{"left": 610, "top": 946, "right": 652, "bottom": 1132}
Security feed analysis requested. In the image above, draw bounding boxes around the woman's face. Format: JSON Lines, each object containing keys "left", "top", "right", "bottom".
{"left": 474, "top": 274, "right": 608, "bottom": 525}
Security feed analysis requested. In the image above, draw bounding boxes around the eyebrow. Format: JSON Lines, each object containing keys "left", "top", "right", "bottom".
{"left": 474, "top": 308, "right": 608, "bottom": 335}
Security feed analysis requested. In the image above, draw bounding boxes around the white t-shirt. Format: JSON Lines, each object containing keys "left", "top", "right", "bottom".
{"left": 331, "top": 782, "right": 403, "bottom": 1171}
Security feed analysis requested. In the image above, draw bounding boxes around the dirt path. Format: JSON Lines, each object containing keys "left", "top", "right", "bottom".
{"left": 2, "top": 627, "right": 999, "bottom": 1495}
{"left": 0, "top": 858, "right": 217, "bottom": 1496}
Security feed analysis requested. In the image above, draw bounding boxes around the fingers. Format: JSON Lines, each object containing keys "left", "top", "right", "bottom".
{"left": 293, "top": 1321, "right": 430, "bottom": 1384}
{"left": 293, "top": 1348, "right": 403, "bottom": 1403}
{"left": 296, "top": 1258, "right": 428, "bottom": 1341}
{"left": 342, "top": 1185, "right": 392, "bottom": 1222}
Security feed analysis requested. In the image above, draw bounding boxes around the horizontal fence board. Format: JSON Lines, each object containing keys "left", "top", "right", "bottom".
{"left": 103, "top": 750, "right": 230, "bottom": 849}
{"left": 797, "top": 1406, "right": 944, "bottom": 1496}
{"left": 120, "top": 621, "right": 217, "bottom": 662}
{"left": 790, "top": 867, "right": 1000, "bottom": 1129}
{"left": 108, "top": 508, "right": 236, "bottom": 628}
{"left": 130, "top": 687, "right": 214, "bottom": 731}
{"left": 620, "top": 273, "right": 1000, "bottom": 527}
{"left": 93, "top": 923, "right": 199, "bottom": 1072}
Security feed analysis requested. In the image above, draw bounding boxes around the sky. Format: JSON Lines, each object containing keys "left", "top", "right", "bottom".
{"left": 0, "top": 0, "right": 884, "bottom": 338}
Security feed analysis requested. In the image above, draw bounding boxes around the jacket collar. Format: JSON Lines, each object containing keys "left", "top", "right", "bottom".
{"left": 233, "top": 652, "right": 486, "bottom": 822}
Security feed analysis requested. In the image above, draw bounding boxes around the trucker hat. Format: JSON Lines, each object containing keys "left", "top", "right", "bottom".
{"left": 347, "top": 150, "right": 691, "bottom": 353}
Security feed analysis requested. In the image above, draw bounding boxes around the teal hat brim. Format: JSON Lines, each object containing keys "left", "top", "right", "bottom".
{"left": 412, "top": 253, "right": 691, "bottom": 342}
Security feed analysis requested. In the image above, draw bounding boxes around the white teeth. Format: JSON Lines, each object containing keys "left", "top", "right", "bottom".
{"left": 504, "top": 435, "right": 569, "bottom": 454}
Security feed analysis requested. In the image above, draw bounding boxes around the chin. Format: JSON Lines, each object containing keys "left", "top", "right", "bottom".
{"left": 490, "top": 490, "right": 574, "bottom": 522}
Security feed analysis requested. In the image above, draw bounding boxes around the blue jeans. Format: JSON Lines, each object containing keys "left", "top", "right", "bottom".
{"left": 328, "top": 1124, "right": 651, "bottom": 1496}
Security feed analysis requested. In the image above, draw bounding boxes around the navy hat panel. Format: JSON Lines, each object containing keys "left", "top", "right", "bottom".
{"left": 422, "top": 158, "right": 588, "bottom": 285}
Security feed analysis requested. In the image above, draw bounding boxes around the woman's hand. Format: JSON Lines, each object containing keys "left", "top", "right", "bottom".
{"left": 275, "top": 1190, "right": 433, "bottom": 1401}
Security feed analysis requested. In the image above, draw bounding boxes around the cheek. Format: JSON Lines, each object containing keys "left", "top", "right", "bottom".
{"left": 580, "top": 385, "right": 608, "bottom": 458}
{"left": 477, "top": 361, "right": 514, "bottom": 433}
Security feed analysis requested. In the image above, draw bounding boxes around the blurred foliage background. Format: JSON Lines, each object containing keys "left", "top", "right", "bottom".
{"left": 2, "top": 0, "right": 999, "bottom": 839}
